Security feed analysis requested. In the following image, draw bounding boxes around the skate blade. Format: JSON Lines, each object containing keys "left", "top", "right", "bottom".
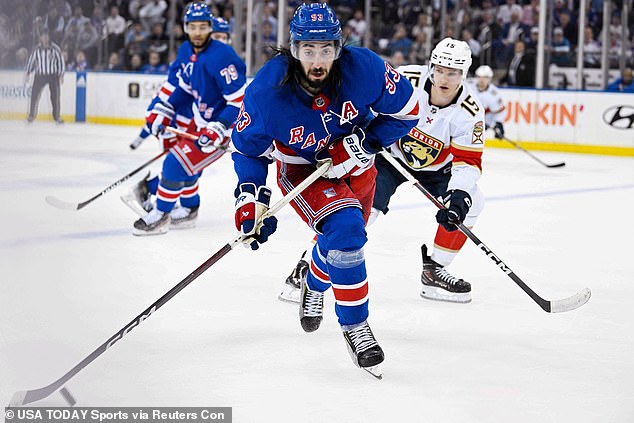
{"left": 362, "top": 365, "right": 383, "bottom": 380}
{"left": 132, "top": 226, "right": 169, "bottom": 236}
{"left": 278, "top": 284, "right": 301, "bottom": 303}
{"left": 121, "top": 193, "right": 150, "bottom": 218}
{"left": 420, "top": 286, "right": 472, "bottom": 304}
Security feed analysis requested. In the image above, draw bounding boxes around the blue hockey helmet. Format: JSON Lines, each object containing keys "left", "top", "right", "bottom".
{"left": 289, "top": 3, "right": 342, "bottom": 60}
{"left": 212, "top": 17, "right": 230, "bottom": 34}
{"left": 184, "top": 2, "right": 213, "bottom": 25}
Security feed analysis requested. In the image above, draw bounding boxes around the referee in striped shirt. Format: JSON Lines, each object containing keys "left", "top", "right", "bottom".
{"left": 25, "top": 31, "right": 65, "bottom": 123}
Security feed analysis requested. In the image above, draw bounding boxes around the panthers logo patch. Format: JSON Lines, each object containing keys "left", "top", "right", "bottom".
{"left": 398, "top": 127, "right": 443, "bottom": 169}
{"left": 472, "top": 121, "right": 484, "bottom": 144}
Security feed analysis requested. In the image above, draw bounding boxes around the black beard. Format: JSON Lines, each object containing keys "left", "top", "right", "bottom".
{"left": 301, "top": 70, "right": 330, "bottom": 92}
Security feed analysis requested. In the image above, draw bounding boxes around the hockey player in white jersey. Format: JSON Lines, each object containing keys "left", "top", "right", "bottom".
{"left": 468, "top": 65, "right": 506, "bottom": 140}
{"left": 280, "top": 38, "right": 486, "bottom": 304}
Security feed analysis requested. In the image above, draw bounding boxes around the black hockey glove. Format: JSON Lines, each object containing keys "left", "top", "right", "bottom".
{"left": 435, "top": 189, "right": 472, "bottom": 232}
{"left": 493, "top": 122, "right": 505, "bottom": 139}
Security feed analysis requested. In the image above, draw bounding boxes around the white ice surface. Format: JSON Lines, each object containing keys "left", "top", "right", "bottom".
{"left": 1, "top": 120, "right": 633, "bottom": 422}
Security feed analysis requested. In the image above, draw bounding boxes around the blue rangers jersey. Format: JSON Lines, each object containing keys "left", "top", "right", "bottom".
{"left": 146, "top": 40, "right": 194, "bottom": 121}
{"left": 231, "top": 46, "right": 419, "bottom": 187}
{"left": 167, "top": 39, "right": 247, "bottom": 129}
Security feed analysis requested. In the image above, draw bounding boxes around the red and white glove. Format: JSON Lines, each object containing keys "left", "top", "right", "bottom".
{"left": 197, "top": 121, "right": 229, "bottom": 153}
{"left": 317, "top": 127, "right": 375, "bottom": 179}
{"left": 234, "top": 183, "right": 278, "bottom": 250}
{"left": 145, "top": 101, "right": 174, "bottom": 136}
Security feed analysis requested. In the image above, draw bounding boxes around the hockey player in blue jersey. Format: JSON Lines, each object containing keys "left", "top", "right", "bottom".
{"left": 132, "top": 2, "right": 246, "bottom": 235}
{"left": 123, "top": 13, "right": 234, "bottom": 217}
{"left": 230, "top": 3, "right": 419, "bottom": 376}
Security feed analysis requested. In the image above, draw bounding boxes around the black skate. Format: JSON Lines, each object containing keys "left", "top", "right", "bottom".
{"left": 299, "top": 276, "right": 323, "bottom": 333}
{"left": 342, "top": 320, "right": 384, "bottom": 379}
{"left": 132, "top": 209, "right": 170, "bottom": 236}
{"left": 170, "top": 205, "right": 199, "bottom": 229}
{"left": 121, "top": 171, "right": 154, "bottom": 217}
{"left": 420, "top": 244, "right": 472, "bottom": 303}
{"left": 129, "top": 136, "right": 145, "bottom": 150}
{"left": 279, "top": 251, "right": 308, "bottom": 303}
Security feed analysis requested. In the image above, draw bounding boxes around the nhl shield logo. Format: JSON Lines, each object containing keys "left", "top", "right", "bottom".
{"left": 398, "top": 128, "right": 442, "bottom": 169}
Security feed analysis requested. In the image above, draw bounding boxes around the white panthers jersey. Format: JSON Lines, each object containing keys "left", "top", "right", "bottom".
{"left": 467, "top": 79, "right": 505, "bottom": 127}
{"left": 387, "top": 65, "right": 485, "bottom": 192}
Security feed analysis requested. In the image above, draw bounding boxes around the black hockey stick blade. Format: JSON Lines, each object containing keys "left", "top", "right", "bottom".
{"left": 44, "top": 151, "right": 167, "bottom": 212}
{"left": 45, "top": 195, "right": 81, "bottom": 211}
{"left": 503, "top": 137, "right": 566, "bottom": 168}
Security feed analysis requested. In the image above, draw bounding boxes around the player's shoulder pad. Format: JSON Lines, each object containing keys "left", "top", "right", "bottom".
{"left": 340, "top": 46, "right": 386, "bottom": 79}
{"left": 459, "top": 84, "right": 485, "bottom": 119}
{"left": 397, "top": 64, "right": 427, "bottom": 75}
{"left": 245, "top": 55, "right": 287, "bottom": 95}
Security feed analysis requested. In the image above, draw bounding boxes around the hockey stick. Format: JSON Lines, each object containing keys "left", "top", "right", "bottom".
{"left": 378, "top": 150, "right": 590, "bottom": 313}
{"left": 10, "top": 161, "right": 331, "bottom": 407}
{"left": 164, "top": 126, "right": 234, "bottom": 152}
{"left": 45, "top": 151, "right": 168, "bottom": 211}
{"left": 502, "top": 137, "right": 566, "bottom": 168}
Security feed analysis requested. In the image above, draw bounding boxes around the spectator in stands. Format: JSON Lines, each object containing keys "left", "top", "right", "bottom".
{"left": 410, "top": 12, "right": 433, "bottom": 46}
{"left": 147, "top": 22, "right": 168, "bottom": 62}
{"left": 463, "top": 28, "right": 482, "bottom": 69}
{"left": 106, "top": 6, "right": 126, "bottom": 54}
{"left": 44, "top": 7, "right": 66, "bottom": 45}
{"left": 526, "top": 26, "right": 539, "bottom": 50}
{"left": 76, "top": 20, "right": 99, "bottom": 65}
{"left": 497, "top": 0, "right": 523, "bottom": 26}
{"left": 347, "top": 9, "right": 366, "bottom": 40}
{"left": 387, "top": 24, "right": 413, "bottom": 57}
{"left": 65, "top": 6, "right": 89, "bottom": 34}
{"left": 70, "top": 49, "right": 89, "bottom": 71}
{"left": 606, "top": 67, "right": 634, "bottom": 93}
{"left": 558, "top": 11, "right": 577, "bottom": 48}
{"left": 581, "top": 26, "right": 601, "bottom": 68}
{"left": 342, "top": 22, "right": 361, "bottom": 46}
{"left": 128, "top": 52, "right": 143, "bottom": 72}
{"left": 409, "top": 31, "right": 431, "bottom": 65}
{"left": 503, "top": 40, "right": 535, "bottom": 87}
{"left": 140, "top": 51, "right": 167, "bottom": 74}
{"left": 125, "top": 21, "right": 148, "bottom": 61}
{"left": 105, "top": 51, "right": 124, "bottom": 71}
{"left": 550, "top": 27, "right": 572, "bottom": 67}
{"left": 520, "top": 0, "right": 538, "bottom": 27}
{"left": 389, "top": 50, "right": 406, "bottom": 68}
{"left": 139, "top": 0, "right": 167, "bottom": 32}
{"left": 500, "top": 11, "right": 529, "bottom": 62}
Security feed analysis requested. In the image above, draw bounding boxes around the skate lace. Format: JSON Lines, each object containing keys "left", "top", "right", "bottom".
{"left": 303, "top": 289, "right": 323, "bottom": 317}
{"left": 347, "top": 323, "right": 378, "bottom": 353}
{"left": 434, "top": 266, "right": 462, "bottom": 286}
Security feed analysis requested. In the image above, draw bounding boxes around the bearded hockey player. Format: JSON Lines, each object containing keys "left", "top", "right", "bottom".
{"left": 131, "top": 2, "right": 246, "bottom": 235}
{"left": 281, "top": 38, "right": 486, "bottom": 304}
{"left": 230, "top": 3, "right": 418, "bottom": 377}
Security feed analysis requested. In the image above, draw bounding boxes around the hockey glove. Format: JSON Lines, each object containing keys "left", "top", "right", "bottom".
{"left": 493, "top": 122, "right": 505, "bottom": 139}
{"left": 145, "top": 101, "right": 174, "bottom": 136}
{"left": 235, "top": 183, "right": 278, "bottom": 250}
{"left": 197, "top": 121, "right": 229, "bottom": 153}
{"left": 317, "top": 127, "right": 375, "bottom": 179}
{"left": 435, "top": 189, "right": 472, "bottom": 232}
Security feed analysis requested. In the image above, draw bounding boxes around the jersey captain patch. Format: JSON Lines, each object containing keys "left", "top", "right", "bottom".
{"left": 398, "top": 127, "right": 443, "bottom": 169}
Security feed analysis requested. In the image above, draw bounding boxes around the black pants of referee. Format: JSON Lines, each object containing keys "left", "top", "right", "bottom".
{"left": 28, "top": 74, "right": 61, "bottom": 121}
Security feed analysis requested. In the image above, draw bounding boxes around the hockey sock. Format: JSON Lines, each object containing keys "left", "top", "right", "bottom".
{"left": 147, "top": 175, "right": 160, "bottom": 195}
{"left": 156, "top": 178, "right": 184, "bottom": 213}
{"left": 306, "top": 244, "right": 331, "bottom": 292}
{"left": 432, "top": 224, "right": 469, "bottom": 267}
{"left": 179, "top": 179, "right": 200, "bottom": 209}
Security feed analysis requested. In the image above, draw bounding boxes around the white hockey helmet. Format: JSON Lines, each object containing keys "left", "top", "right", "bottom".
{"left": 430, "top": 37, "right": 473, "bottom": 80}
{"left": 475, "top": 65, "right": 494, "bottom": 79}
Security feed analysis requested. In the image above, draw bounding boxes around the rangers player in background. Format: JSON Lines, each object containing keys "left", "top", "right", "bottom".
{"left": 132, "top": 2, "right": 246, "bottom": 235}
{"left": 230, "top": 3, "right": 418, "bottom": 376}
{"left": 123, "top": 14, "right": 234, "bottom": 218}
{"left": 468, "top": 65, "right": 506, "bottom": 140}
{"left": 281, "top": 38, "right": 485, "bottom": 305}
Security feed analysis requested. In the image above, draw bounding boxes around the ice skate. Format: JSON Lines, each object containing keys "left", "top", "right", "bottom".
{"left": 170, "top": 205, "right": 198, "bottom": 229}
{"left": 342, "top": 320, "right": 384, "bottom": 379}
{"left": 278, "top": 251, "right": 308, "bottom": 303}
{"left": 420, "top": 244, "right": 472, "bottom": 303}
{"left": 299, "top": 276, "right": 323, "bottom": 333}
{"left": 121, "top": 171, "right": 154, "bottom": 217}
{"left": 132, "top": 209, "right": 170, "bottom": 236}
